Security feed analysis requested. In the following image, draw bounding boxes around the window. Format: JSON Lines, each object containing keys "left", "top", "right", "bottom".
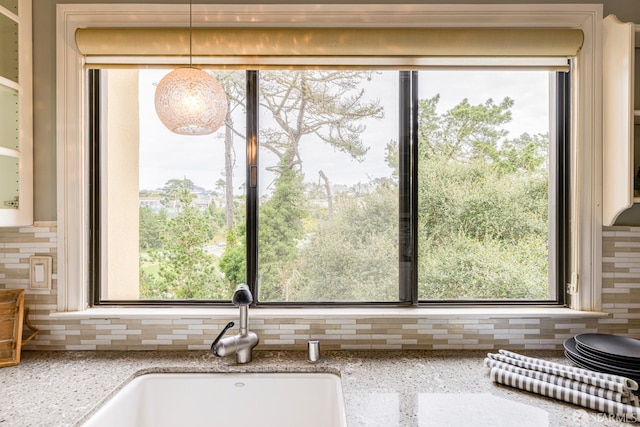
{"left": 57, "top": 4, "right": 603, "bottom": 312}
{"left": 256, "top": 70, "right": 399, "bottom": 303}
{"left": 90, "top": 66, "right": 568, "bottom": 306}
{"left": 416, "top": 70, "right": 569, "bottom": 303}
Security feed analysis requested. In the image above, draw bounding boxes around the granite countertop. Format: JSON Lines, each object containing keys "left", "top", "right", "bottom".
{"left": 0, "top": 350, "right": 631, "bottom": 427}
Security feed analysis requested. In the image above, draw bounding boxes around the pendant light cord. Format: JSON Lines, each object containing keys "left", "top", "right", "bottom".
{"left": 189, "top": 0, "right": 193, "bottom": 68}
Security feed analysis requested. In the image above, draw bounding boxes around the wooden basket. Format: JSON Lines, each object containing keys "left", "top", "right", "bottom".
{"left": 0, "top": 289, "right": 40, "bottom": 368}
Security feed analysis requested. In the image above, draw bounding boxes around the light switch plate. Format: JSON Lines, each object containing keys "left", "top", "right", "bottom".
{"left": 29, "top": 256, "right": 52, "bottom": 290}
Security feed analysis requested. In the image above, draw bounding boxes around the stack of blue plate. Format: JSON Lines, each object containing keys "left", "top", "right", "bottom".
{"left": 563, "top": 333, "right": 640, "bottom": 382}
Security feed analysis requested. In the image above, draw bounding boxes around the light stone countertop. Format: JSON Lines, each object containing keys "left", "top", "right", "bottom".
{"left": 0, "top": 350, "right": 632, "bottom": 427}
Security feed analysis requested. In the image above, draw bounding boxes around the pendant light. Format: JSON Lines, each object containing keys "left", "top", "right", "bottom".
{"left": 154, "top": 0, "right": 228, "bottom": 135}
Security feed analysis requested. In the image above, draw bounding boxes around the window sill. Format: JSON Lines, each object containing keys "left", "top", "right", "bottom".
{"left": 49, "top": 306, "right": 610, "bottom": 320}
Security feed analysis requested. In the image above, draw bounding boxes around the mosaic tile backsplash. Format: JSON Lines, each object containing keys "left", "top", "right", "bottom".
{"left": 0, "top": 223, "right": 639, "bottom": 351}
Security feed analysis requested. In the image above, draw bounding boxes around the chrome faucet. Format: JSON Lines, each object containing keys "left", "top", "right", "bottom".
{"left": 210, "top": 284, "right": 259, "bottom": 364}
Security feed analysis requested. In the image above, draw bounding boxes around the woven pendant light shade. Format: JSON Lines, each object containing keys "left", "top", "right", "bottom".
{"left": 154, "top": 67, "right": 228, "bottom": 136}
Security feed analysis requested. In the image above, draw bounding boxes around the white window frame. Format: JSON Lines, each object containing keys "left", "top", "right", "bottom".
{"left": 56, "top": 3, "right": 602, "bottom": 312}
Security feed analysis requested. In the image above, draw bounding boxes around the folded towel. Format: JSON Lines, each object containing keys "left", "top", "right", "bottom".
{"left": 487, "top": 351, "right": 636, "bottom": 395}
{"left": 499, "top": 349, "right": 639, "bottom": 391}
{"left": 484, "top": 358, "right": 636, "bottom": 405}
{"left": 490, "top": 367, "right": 639, "bottom": 422}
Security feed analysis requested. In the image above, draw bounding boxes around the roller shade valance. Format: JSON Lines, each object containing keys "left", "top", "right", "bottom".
{"left": 75, "top": 27, "right": 584, "bottom": 59}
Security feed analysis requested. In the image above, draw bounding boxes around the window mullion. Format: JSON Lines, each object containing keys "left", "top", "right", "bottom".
{"left": 557, "top": 70, "right": 571, "bottom": 306}
{"left": 410, "top": 71, "right": 419, "bottom": 305}
{"left": 246, "top": 70, "right": 259, "bottom": 303}
{"left": 399, "top": 71, "right": 414, "bottom": 304}
{"left": 88, "top": 69, "right": 101, "bottom": 307}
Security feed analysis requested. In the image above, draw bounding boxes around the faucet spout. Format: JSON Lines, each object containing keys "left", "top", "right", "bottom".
{"left": 210, "top": 284, "right": 259, "bottom": 364}
{"left": 239, "top": 305, "right": 250, "bottom": 335}
{"left": 232, "top": 283, "right": 253, "bottom": 306}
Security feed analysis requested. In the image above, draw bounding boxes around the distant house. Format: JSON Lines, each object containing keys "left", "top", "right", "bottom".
{"left": 139, "top": 196, "right": 162, "bottom": 213}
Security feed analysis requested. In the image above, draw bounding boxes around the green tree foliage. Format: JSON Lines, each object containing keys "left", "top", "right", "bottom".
{"left": 259, "top": 71, "right": 384, "bottom": 171}
{"left": 419, "top": 234, "right": 548, "bottom": 300}
{"left": 141, "top": 205, "right": 226, "bottom": 299}
{"left": 416, "top": 96, "right": 549, "bottom": 300}
{"left": 218, "top": 194, "right": 248, "bottom": 290}
{"left": 139, "top": 189, "right": 161, "bottom": 198}
{"left": 140, "top": 178, "right": 230, "bottom": 300}
{"left": 258, "top": 162, "right": 306, "bottom": 301}
{"left": 139, "top": 206, "right": 166, "bottom": 250}
{"left": 219, "top": 226, "right": 246, "bottom": 288}
{"left": 296, "top": 93, "right": 549, "bottom": 302}
{"left": 293, "top": 180, "right": 398, "bottom": 301}
{"left": 206, "top": 203, "right": 227, "bottom": 237}
{"left": 419, "top": 95, "right": 514, "bottom": 162}
{"left": 160, "top": 178, "right": 195, "bottom": 210}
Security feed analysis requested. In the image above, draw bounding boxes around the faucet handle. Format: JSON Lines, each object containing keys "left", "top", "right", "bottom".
{"left": 210, "top": 321, "right": 235, "bottom": 355}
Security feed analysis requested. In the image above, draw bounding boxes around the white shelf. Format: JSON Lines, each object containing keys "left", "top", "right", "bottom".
{"left": 0, "top": 0, "right": 32, "bottom": 227}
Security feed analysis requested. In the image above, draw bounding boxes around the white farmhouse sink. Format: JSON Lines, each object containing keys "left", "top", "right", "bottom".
{"left": 82, "top": 372, "right": 347, "bottom": 427}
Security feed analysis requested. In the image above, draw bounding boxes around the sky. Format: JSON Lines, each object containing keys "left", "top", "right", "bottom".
{"left": 137, "top": 68, "right": 550, "bottom": 194}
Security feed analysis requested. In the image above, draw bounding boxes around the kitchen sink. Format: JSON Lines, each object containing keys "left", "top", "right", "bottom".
{"left": 81, "top": 372, "right": 347, "bottom": 427}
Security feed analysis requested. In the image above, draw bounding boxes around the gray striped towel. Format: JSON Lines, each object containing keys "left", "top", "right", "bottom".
{"left": 487, "top": 351, "right": 637, "bottom": 395}
{"left": 499, "top": 349, "right": 639, "bottom": 392}
{"left": 490, "top": 367, "right": 639, "bottom": 422}
{"left": 486, "top": 350, "right": 640, "bottom": 421}
{"left": 484, "top": 358, "right": 638, "bottom": 405}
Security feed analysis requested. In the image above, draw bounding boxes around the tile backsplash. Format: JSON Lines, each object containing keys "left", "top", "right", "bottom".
{"left": 0, "top": 223, "right": 638, "bottom": 351}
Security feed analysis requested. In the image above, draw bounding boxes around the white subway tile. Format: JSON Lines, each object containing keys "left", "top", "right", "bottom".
{"left": 66, "top": 345, "right": 97, "bottom": 350}
{"left": 141, "top": 339, "right": 173, "bottom": 345}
